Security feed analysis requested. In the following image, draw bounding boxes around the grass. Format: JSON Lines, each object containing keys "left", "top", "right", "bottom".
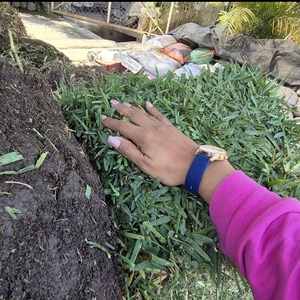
{"left": 0, "top": 151, "right": 49, "bottom": 176}
{"left": 55, "top": 61, "right": 300, "bottom": 299}
{"left": 0, "top": 151, "right": 49, "bottom": 197}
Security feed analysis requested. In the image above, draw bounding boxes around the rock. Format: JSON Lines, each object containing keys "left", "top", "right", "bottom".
{"left": 275, "top": 86, "right": 299, "bottom": 108}
{"left": 293, "top": 99, "right": 300, "bottom": 117}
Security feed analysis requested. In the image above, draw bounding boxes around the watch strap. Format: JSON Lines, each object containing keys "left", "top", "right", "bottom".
{"left": 184, "top": 153, "right": 210, "bottom": 196}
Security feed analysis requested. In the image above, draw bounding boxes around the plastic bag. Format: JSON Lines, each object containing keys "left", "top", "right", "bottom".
{"left": 174, "top": 63, "right": 205, "bottom": 79}
{"left": 87, "top": 50, "right": 121, "bottom": 64}
{"left": 144, "top": 34, "right": 177, "bottom": 49}
{"left": 190, "top": 48, "right": 215, "bottom": 64}
{"left": 160, "top": 42, "right": 192, "bottom": 64}
{"left": 127, "top": 50, "right": 181, "bottom": 77}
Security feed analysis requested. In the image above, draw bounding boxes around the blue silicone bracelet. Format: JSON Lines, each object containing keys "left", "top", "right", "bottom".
{"left": 184, "top": 153, "right": 210, "bottom": 196}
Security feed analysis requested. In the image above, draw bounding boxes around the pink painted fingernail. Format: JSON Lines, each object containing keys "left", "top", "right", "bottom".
{"left": 101, "top": 115, "right": 107, "bottom": 120}
{"left": 146, "top": 101, "right": 153, "bottom": 108}
{"left": 124, "top": 102, "right": 132, "bottom": 107}
{"left": 110, "top": 99, "right": 119, "bottom": 106}
{"left": 108, "top": 136, "right": 121, "bottom": 149}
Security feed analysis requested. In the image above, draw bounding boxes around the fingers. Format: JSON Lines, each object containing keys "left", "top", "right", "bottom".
{"left": 101, "top": 113, "right": 137, "bottom": 139}
{"left": 109, "top": 99, "right": 173, "bottom": 127}
{"left": 110, "top": 99, "right": 153, "bottom": 126}
{"left": 107, "top": 135, "right": 152, "bottom": 175}
{"left": 102, "top": 100, "right": 170, "bottom": 143}
{"left": 145, "top": 101, "right": 173, "bottom": 126}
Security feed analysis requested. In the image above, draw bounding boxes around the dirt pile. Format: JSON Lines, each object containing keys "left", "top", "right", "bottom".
{"left": 0, "top": 3, "right": 123, "bottom": 299}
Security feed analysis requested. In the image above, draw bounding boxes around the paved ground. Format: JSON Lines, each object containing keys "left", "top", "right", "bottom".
{"left": 19, "top": 9, "right": 119, "bottom": 65}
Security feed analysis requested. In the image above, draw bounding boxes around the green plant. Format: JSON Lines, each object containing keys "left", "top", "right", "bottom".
{"left": 55, "top": 62, "right": 300, "bottom": 299}
{"left": 215, "top": 2, "right": 300, "bottom": 45}
{"left": 0, "top": 151, "right": 48, "bottom": 176}
{"left": 5, "top": 206, "right": 22, "bottom": 219}
{"left": 8, "top": 29, "right": 23, "bottom": 73}
{"left": 0, "top": 150, "right": 49, "bottom": 196}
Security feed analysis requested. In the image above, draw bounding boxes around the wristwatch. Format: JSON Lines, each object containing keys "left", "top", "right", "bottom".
{"left": 184, "top": 145, "right": 228, "bottom": 196}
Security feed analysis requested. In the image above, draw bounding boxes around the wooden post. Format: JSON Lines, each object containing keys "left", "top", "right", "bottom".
{"left": 165, "top": 2, "right": 174, "bottom": 34}
{"left": 107, "top": 2, "right": 112, "bottom": 23}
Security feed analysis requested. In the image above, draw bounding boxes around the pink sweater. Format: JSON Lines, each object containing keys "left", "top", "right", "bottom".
{"left": 210, "top": 171, "right": 300, "bottom": 300}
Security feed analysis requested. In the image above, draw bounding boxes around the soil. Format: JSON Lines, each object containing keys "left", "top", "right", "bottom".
{"left": 0, "top": 3, "right": 124, "bottom": 300}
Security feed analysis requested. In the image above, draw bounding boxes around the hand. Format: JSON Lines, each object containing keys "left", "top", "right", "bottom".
{"left": 101, "top": 100, "right": 198, "bottom": 187}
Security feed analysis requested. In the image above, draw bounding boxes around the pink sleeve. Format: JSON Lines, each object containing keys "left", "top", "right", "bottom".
{"left": 209, "top": 170, "right": 300, "bottom": 300}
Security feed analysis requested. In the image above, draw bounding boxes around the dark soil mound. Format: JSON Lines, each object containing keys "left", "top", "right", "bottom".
{"left": 0, "top": 3, "right": 123, "bottom": 299}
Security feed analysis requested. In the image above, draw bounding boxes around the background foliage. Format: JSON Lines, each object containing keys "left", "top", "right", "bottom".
{"left": 136, "top": 2, "right": 300, "bottom": 45}
{"left": 215, "top": 2, "right": 300, "bottom": 45}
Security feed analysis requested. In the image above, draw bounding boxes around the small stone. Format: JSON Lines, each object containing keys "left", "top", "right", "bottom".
{"left": 274, "top": 86, "right": 299, "bottom": 108}
{"left": 293, "top": 97, "right": 300, "bottom": 117}
{"left": 210, "top": 62, "right": 225, "bottom": 72}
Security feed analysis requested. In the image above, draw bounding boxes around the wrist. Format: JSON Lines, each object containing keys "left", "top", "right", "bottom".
{"left": 184, "top": 144, "right": 235, "bottom": 204}
{"left": 199, "top": 160, "right": 235, "bottom": 204}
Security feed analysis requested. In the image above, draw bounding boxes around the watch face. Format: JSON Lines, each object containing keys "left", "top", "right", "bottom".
{"left": 198, "top": 145, "right": 227, "bottom": 160}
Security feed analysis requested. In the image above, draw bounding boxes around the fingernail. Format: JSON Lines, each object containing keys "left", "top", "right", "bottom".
{"left": 101, "top": 115, "right": 107, "bottom": 120}
{"left": 108, "top": 136, "right": 121, "bottom": 149}
{"left": 110, "top": 99, "right": 119, "bottom": 106}
{"left": 124, "top": 102, "right": 132, "bottom": 107}
{"left": 146, "top": 101, "right": 153, "bottom": 108}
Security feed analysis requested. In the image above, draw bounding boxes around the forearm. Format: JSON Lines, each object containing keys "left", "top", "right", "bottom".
{"left": 209, "top": 171, "right": 300, "bottom": 299}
